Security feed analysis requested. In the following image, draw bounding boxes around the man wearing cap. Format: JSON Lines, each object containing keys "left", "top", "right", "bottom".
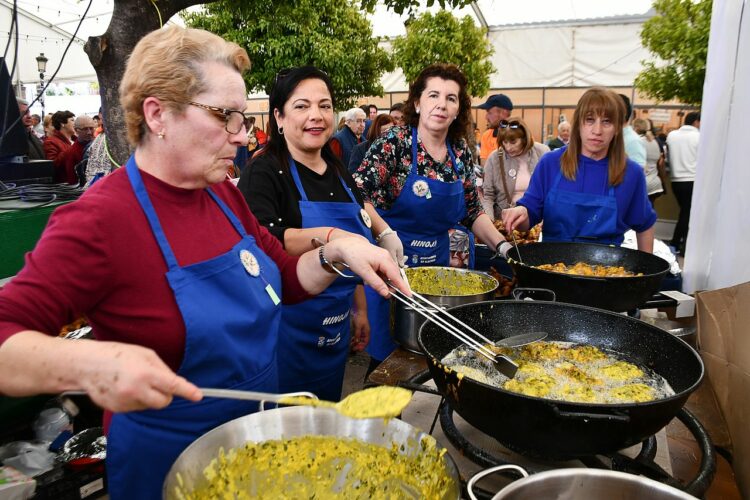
{"left": 478, "top": 94, "right": 513, "bottom": 166}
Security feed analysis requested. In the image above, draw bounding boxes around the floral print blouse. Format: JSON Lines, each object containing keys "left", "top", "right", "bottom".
{"left": 352, "top": 126, "right": 484, "bottom": 227}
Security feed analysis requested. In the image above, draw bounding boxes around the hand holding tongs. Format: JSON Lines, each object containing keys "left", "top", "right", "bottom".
{"left": 386, "top": 281, "right": 520, "bottom": 378}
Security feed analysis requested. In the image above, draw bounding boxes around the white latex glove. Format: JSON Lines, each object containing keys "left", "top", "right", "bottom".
{"left": 377, "top": 230, "right": 405, "bottom": 266}
{"left": 494, "top": 241, "right": 514, "bottom": 260}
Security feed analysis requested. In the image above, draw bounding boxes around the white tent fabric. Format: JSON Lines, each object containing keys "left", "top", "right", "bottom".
{"left": 682, "top": 0, "right": 750, "bottom": 293}
{"left": 379, "top": 16, "right": 653, "bottom": 92}
{"left": 0, "top": 1, "right": 95, "bottom": 84}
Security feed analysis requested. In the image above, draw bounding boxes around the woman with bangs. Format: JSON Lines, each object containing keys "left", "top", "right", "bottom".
{"left": 482, "top": 116, "right": 550, "bottom": 220}
{"left": 503, "top": 88, "right": 656, "bottom": 251}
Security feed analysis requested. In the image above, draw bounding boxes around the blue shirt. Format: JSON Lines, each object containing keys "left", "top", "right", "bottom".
{"left": 518, "top": 147, "right": 656, "bottom": 237}
{"left": 623, "top": 126, "right": 646, "bottom": 167}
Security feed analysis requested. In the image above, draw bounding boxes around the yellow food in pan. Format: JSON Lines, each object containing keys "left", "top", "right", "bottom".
{"left": 535, "top": 262, "right": 643, "bottom": 277}
{"left": 175, "top": 435, "right": 453, "bottom": 499}
{"left": 442, "top": 341, "right": 674, "bottom": 405}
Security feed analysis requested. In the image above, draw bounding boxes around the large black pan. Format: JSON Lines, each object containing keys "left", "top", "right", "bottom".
{"left": 418, "top": 300, "right": 703, "bottom": 459}
{"left": 506, "top": 242, "right": 670, "bottom": 311}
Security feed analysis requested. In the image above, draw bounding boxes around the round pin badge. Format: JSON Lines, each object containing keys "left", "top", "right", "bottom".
{"left": 412, "top": 180, "right": 429, "bottom": 197}
{"left": 508, "top": 168, "right": 517, "bottom": 178}
{"left": 239, "top": 249, "right": 260, "bottom": 277}
{"left": 360, "top": 208, "right": 372, "bottom": 228}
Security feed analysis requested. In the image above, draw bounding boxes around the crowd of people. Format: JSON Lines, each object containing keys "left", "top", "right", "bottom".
{"left": 1, "top": 24, "right": 702, "bottom": 498}
{"left": 15, "top": 98, "right": 113, "bottom": 187}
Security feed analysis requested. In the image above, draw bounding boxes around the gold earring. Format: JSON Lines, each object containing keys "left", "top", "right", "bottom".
{"left": 157, "top": 130, "right": 165, "bottom": 139}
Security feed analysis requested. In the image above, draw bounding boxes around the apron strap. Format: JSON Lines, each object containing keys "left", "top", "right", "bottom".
{"left": 125, "top": 155, "right": 248, "bottom": 271}
{"left": 289, "top": 157, "right": 359, "bottom": 205}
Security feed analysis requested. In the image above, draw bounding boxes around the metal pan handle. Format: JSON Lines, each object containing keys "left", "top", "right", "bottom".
{"left": 511, "top": 287, "right": 557, "bottom": 302}
{"left": 467, "top": 464, "right": 529, "bottom": 500}
{"left": 552, "top": 406, "right": 631, "bottom": 423}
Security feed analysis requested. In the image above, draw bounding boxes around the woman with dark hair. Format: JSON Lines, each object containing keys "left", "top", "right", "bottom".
{"left": 482, "top": 116, "right": 550, "bottom": 220}
{"left": 237, "top": 66, "right": 400, "bottom": 401}
{"left": 348, "top": 113, "right": 395, "bottom": 174}
{"left": 353, "top": 63, "right": 512, "bottom": 367}
{"left": 43, "top": 109, "right": 77, "bottom": 183}
{"left": 503, "top": 87, "right": 656, "bottom": 251}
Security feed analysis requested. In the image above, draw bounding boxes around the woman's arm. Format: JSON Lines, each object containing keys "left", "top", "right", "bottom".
{"left": 470, "top": 213, "right": 508, "bottom": 250}
{"left": 636, "top": 225, "right": 655, "bottom": 253}
{"left": 295, "top": 237, "right": 408, "bottom": 298}
{"left": 282, "top": 227, "right": 365, "bottom": 256}
{"left": 0, "top": 331, "right": 201, "bottom": 412}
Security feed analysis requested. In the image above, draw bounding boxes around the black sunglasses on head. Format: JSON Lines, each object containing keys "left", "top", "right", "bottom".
{"left": 499, "top": 120, "right": 522, "bottom": 129}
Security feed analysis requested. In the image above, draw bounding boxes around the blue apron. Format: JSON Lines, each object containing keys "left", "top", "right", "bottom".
{"left": 278, "top": 159, "right": 373, "bottom": 401}
{"left": 542, "top": 169, "right": 620, "bottom": 244}
{"left": 106, "top": 156, "right": 282, "bottom": 500}
{"left": 366, "top": 127, "right": 466, "bottom": 362}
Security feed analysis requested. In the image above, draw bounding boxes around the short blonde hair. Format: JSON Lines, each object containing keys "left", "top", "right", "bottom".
{"left": 120, "top": 25, "right": 250, "bottom": 146}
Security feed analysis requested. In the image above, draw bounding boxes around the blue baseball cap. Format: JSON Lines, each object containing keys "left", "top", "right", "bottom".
{"left": 477, "top": 94, "right": 513, "bottom": 111}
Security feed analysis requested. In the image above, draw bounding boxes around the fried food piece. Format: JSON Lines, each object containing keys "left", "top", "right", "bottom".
{"left": 555, "top": 362, "right": 602, "bottom": 386}
{"left": 566, "top": 345, "right": 608, "bottom": 363}
{"left": 517, "top": 361, "right": 546, "bottom": 377}
{"left": 504, "top": 375, "right": 555, "bottom": 397}
{"left": 519, "top": 342, "right": 565, "bottom": 361}
{"left": 560, "top": 384, "right": 597, "bottom": 403}
{"left": 610, "top": 383, "right": 655, "bottom": 403}
{"left": 601, "top": 361, "right": 644, "bottom": 381}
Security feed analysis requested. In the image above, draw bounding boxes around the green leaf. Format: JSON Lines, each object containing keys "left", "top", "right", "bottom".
{"left": 392, "top": 10, "right": 494, "bottom": 97}
{"left": 635, "top": 0, "right": 711, "bottom": 105}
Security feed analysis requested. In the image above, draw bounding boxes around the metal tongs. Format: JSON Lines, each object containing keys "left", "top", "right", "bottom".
{"left": 387, "top": 281, "right": 520, "bottom": 378}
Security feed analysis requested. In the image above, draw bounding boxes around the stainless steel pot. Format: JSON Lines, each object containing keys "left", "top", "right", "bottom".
{"left": 392, "top": 266, "right": 498, "bottom": 353}
{"left": 468, "top": 466, "right": 696, "bottom": 500}
{"left": 163, "top": 406, "right": 461, "bottom": 499}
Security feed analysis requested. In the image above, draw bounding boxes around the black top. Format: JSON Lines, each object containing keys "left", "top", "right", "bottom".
{"left": 237, "top": 153, "right": 365, "bottom": 244}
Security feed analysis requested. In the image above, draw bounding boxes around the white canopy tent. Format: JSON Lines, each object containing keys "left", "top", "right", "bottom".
{"left": 682, "top": 0, "right": 749, "bottom": 294}
{"left": 0, "top": 0, "right": 96, "bottom": 84}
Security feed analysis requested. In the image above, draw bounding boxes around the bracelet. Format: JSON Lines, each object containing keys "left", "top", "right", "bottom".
{"left": 375, "top": 227, "right": 394, "bottom": 243}
{"left": 325, "top": 227, "right": 336, "bottom": 243}
{"left": 318, "top": 246, "right": 337, "bottom": 274}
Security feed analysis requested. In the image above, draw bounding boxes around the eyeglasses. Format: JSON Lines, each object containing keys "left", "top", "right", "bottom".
{"left": 186, "top": 101, "right": 246, "bottom": 134}
{"left": 499, "top": 120, "right": 522, "bottom": 129}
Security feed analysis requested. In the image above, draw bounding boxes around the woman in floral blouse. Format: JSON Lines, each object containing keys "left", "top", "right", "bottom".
{"left": 353, "top": 63, "right": 512, "bottom": 368}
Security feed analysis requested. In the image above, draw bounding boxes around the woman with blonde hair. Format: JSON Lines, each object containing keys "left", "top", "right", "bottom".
{"left": 633, "top": 117, "right": 667, "bottom": 206}
{"left": 0, "top": 26, "right": 407, "bottom": 498}
{"left": 503, "top": 87, "right": 656, "bottom": 251}
{"left": 482, "top": 116, "right": 549, "bottom": 220}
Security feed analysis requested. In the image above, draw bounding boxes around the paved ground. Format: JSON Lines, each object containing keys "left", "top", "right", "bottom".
{"left": 341, "top": 350, "right": 371, "bottom": 397}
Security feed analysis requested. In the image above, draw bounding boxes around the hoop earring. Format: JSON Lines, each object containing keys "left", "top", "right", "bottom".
{"left": 278, "top": 127, "right": 284, "bottom": 135}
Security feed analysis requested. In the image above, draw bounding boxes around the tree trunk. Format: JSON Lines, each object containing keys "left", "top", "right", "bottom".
{"left": 83, "top": 0, "right": 205, "bottom": 164}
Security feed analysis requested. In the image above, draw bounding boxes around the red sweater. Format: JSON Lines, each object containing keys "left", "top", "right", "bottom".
{"left": 43, "top": 131, "right": 76, "bottom": 184}
{"left": 0, "top": 168, "right": 308, "bottom": 372}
